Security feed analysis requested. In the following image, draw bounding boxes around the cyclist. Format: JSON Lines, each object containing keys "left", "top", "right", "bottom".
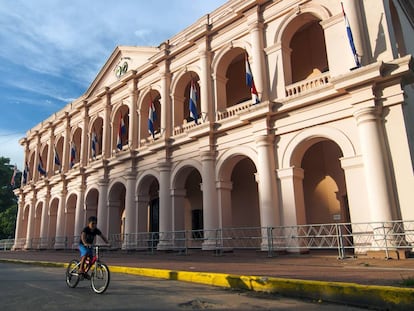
{"left": 79, "top": 216, "right": 109, "bottom": 276}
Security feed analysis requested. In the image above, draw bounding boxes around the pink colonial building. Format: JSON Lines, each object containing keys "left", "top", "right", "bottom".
{"left": 14, "top": 0, "right": 414, "bottom": 255}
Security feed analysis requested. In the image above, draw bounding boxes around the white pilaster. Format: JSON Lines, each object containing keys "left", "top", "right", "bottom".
{"left": 24, "top": 193, "right": 36, "bottom": 249}
{"left": 39, "top": 189, "right": 51, "bottom": 249}
{"left": 248, "top": 10, "right": 268, "bottom": 101}
{"left": 353, "top": 107, "right": 393, "bottom": 223}
{"left": 123, "top": 172, "right": 137, "bottom": 249}
{"left": 157, "top": 161, "right": 172, "bottom": 249}
{"left": 54, "top": 187, "right": 67, "bottom": 249}
{"left": 97, "top": 178, "right": 109, "bottom": 236}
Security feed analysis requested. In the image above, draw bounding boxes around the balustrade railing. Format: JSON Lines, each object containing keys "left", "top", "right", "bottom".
{"left": 3, "top": 220, "right": 413, "bottom": 259}
{"left": 285, "top": 72, "right": 331, "bottom": 98}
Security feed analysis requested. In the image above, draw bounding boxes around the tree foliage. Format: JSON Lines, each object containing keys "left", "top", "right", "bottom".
{"left": 0, "top": 157, "right": 18, "bottom": 239}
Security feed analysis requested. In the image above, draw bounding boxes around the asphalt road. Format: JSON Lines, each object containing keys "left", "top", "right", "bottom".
{"left": 0, "top": 263, "right": 368, "bottom": 311}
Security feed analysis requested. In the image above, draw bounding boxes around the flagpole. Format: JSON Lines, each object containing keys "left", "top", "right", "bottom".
{"left": 341, "top": 2, "right": 361, "bottom": 69}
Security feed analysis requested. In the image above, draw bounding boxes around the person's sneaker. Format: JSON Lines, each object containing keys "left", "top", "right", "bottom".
{"left": 83, "top": 273, "right": 91, "bottom": 280}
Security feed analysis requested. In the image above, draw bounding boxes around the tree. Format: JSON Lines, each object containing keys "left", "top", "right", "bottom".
{"left": 0, "top": 157, "right": 18, "bottom": 239}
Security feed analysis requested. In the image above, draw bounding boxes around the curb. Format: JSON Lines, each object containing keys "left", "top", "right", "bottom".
{"left": 2, "top": 258, "right": 413, "bottom": 310}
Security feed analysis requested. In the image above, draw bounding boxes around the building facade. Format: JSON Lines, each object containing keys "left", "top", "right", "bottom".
{"left": 14, "top": 0, "right": 414, "bottom": 253}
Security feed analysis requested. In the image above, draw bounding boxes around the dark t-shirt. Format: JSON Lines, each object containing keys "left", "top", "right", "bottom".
{"left": 80, "top": 226, "right": 102, "bottom": 245}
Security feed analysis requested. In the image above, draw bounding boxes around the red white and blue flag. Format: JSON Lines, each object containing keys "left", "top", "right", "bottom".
{"left": 22, "top": 162, "right": 29, "bottom": 185}
{"left": 245, "top": 57, "right": 260, "bottom": 104}
{"left": 54, "top": 146, "right": 61, "bottom": 167}
{"left": 10, "top": 165, "right": 17, "bottom": 186}
{"left": 70, "top": 143, "right": 76, "bottom": 168}
{"left": 148, "top": 100, "right": 157, "bottom": 138}
{"left": 189, "top": 80, "right": 199, "bottom": 124}
{"left": 341, "top": 2, "right": 361, "bottom": 68}
{"left": 117, "top": 115, "right": 126, "bottom": 150}
{"left": 38, "top": 154, "right": 47, "bottom": 176}
{"left": 91, "top": 131, "right": 98, "bottom": 158}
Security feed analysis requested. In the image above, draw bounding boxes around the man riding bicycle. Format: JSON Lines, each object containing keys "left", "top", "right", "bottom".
{"left": 79, "top": 216, "right": 109, "bottom": 276}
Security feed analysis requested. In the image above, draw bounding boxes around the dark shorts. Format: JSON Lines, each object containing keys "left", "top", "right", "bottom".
{"left": 79, "top": 244, "right": 93, "bottom": 258}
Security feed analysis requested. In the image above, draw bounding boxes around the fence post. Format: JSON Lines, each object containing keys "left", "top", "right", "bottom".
{"left": 267, "top": 227, "right": 273, "bottom": 257}
{"left": 336, "top": 224, "right": 345, "bottom": 259}
{"left": 383, "top": 222, "right": 390, "bottom": 259}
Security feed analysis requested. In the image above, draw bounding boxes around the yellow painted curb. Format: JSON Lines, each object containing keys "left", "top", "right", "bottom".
{"left": 109, "top": 265, "right": 414, "bottom": 310}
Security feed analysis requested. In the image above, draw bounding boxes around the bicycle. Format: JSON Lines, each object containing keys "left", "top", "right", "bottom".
{"left": 65, "top": 245, "right": 110, "bottom": 294}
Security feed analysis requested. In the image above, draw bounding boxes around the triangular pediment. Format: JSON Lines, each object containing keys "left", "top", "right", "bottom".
{"left": 85, "top": 45, "right": 158, "bottom": 98}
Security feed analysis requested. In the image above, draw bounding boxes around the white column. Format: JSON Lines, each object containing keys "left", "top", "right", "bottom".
{"left": 80, "top": 102, "right": 89, "bottom": 167}
{"left": 277, "top": 167, "right": 306, "bottom": 226}
{"left": 74, "top": 184, "right": 86, "bottom": 241}
{"left": 24, "top": 193, "right": 36, "bottom": 249}
{"left": 172, "top": 188, "right": 186, "bottom": 232}
{"left": 342, "top": 0, "right": 366, "bottom": 64}
{"left": 217, "top": 181, "right": 233, "bottom": 228}
{"left": 353, "top": 107, "right": 393, "bottom": 222}
{"left": 127, "top": 81, "right": 138, "bottom": 150}
{"left": 34, "top": 132, "right": 41, "bottom": 181}
{"left": 137, "top": 195, "right": 149, "bottom": 233}
{"left": 200, "top": 151, "right": 219, "bottom": 250}
{"left": 171, "top": 188, "right": 186, "bottom": 249}
{"left": 62, "top": 113, "right": 70, "bottom": 173}
{"left": 97, "top": 178, "right": 109, "bottom": 236}
{"left": 198, "top": 42, "right": 212, "bottom": 122}
{"left": 255, "top": 135, "right": 280, "bottom": 250}
{"left": 13, "top": 193, "right": 25, "bottom": 249}
{"left": 46, "top": 125, "right": 55, "bottom": 177}
{"left": 39, "top": 190, "right": 51, "bottom": 249}
{"left": 159, "top": 65, "right": 172, "bottom": 138}
{"left": 248, "top": 12, "right": 268, "bottom": 101}
{"left": 102, "top": 91, "right": 112, "bottom": 159}
{"left": 54, "top": 188, "right": 67, "bottom": 249}
{"left": 157, "top": 161, "right": 172, "bottom": 249}
{"left": 276, "top": 167, "right": 305, "bottom": 252}
{"left": 123, "top": 172, "right": 137, "bottom": 249}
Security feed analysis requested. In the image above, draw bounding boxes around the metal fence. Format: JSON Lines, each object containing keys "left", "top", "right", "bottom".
{"left": 2, "top": 220, "right": 413, "bottom": 259}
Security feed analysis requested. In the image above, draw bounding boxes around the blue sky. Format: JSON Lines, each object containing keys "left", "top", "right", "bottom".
{"left": 0, "top": 0, "right": 227, "bottom": 169}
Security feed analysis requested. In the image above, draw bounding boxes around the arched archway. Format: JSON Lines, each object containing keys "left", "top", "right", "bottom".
{"left": 66, "top": 194, "right": 77, "bottom": 246}
{"left": 85, "top": 188, "right": 99, "bottom": 221}
{"left": 71, "top": 128, "right": 82, "bottom": 168}
{"left": 108, "top": 182, "right": 126, "bottom": 245}
{"left": 172, "top": 165, "right": 203, "bottom": 244}
{"left": 33, "top": 202, "right": 43, "bottom": 248}
{"left": 214, "top": 47, "right": 251, "bottom": 111}
{"left": 301, "top": 140, "right": 349, "bottom": 225}
{"left": 90, "top": 117, "right": 103, "bottom": 160}
{"left": 135, "top": 174, "right": 159, "bottom": 248}
{"left": 48, "top": 198, "right": 59, "bottom": 247}
{"left": 171, "top": 70, "right": 201, "bottom": 128}
{"left": 112, "top": 105, "right": 129, "bottom": 151}
{"left": 218, "top": 154, "right": 260, "bottom": 229}
{"left": 139, "top": 89, "right": 161, "bottom": 141}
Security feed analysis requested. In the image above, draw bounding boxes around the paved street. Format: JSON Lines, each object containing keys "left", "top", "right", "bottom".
{"left": 0, "top": 263, "right": 367, "bottom": 311}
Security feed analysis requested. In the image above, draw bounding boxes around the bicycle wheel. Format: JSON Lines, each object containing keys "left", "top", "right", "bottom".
{"left": 66, "top": 259, "right": 80, "bottom": 288}
{"left": 90, "top": 262, "right": 110, "bottom": 294}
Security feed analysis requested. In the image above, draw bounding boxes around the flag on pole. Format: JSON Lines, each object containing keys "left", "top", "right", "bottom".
{"left": 70, "top": 143, "right": 76, "bottom": 168}
{"left": 341, "top": 2, "right": 361, "bottom": 68}
{"left": 245, "top": 57, "right": 260, "bottom": 104}
{"left": 37, "top": 154, "right": 47, "bottom": 176}
{"left": 117, "top": 114, "right": 126, "bottom": 150}
{"left": 148, "top": 99, "right": 157, "bottom": 139}
{"left": 91, "top": 131, "right": 98, "bottom": 158}
{"left": 22, "top": 162, "right": 29, "bottom": 185}
{"left": 189, "top": 80, "right": 199, "bottom": 124}
{"left": 54, "top": 146, "right": 61, "bottom": 172}
{"left": 10, "top": 165, "right": 17, "bottom": 186}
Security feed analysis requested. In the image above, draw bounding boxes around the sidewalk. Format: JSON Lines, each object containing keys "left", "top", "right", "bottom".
{"left": 1, "top": 249, "right": 414, "bottom": 309}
